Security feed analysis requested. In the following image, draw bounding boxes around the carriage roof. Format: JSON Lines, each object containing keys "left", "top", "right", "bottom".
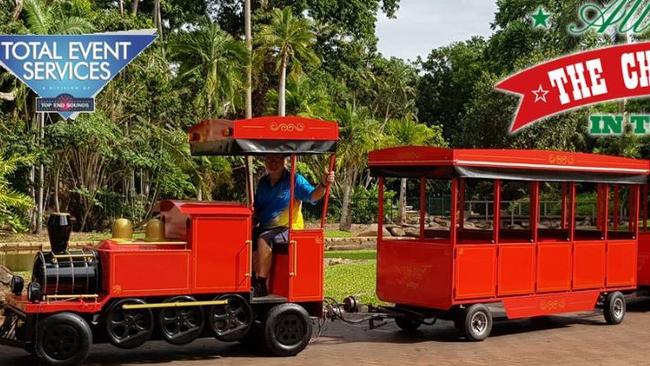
{"left": 368, "top": 147, "right": 649, "bottom": 184}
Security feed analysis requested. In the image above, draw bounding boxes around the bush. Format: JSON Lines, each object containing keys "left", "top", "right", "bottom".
{"left": 350, "top": 185, "right": 397, "bottom": 224}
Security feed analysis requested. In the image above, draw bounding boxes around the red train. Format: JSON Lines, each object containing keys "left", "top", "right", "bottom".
{"left": 3, "top": 117, "right": 650, "bottom": 365}
{"left": 0, "top": 116, "right": 338, "bottom": 365}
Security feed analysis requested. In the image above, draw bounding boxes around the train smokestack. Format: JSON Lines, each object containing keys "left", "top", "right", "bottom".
{"left": 47, "top": 213, "right": 71, "bottom": 254}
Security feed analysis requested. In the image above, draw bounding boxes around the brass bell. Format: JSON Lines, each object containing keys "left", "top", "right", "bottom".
{"left": 112, "top": 218, "right": 133, "bottom": 240}
{"left": 145, "top": 218, "right": 165, "bottom": 242}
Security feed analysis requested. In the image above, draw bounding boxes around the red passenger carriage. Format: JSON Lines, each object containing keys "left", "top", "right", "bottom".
{"left": 0, "top": 116, "right": 338, "bottom": 365}
{"left": 368, "top": 147, "right": 648, "bottom": 340}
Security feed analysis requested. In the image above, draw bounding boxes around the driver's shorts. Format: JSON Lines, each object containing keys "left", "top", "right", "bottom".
{"left": 254, "top": 226, "right": 289, "bottom": 253}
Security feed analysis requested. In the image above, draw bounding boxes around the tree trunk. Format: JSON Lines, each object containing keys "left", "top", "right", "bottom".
{"left": 131, "top": 0, "right": 138, "bottom": 15}
{"left": 12, "top": 0, "right": 23, "bottom": 20}
{"left": 245, "top": 0, "right": 252, "bottom": 119}
{"left": 278, "top": 55, "right": 287, "bottom": 116}
{"left": 245, "top": 0, "right": 255, "bottom": 204}
{"left": 119, "top": 0, "right": 124, "bottom": 15}
{"left": 339, "top": 168, "right": 356, "bottom": 231}
{"left": 54, "top": 164, "right": 60, "bottom": 212}
{"left": 154, "top": 0, "right": 163, "bottom": 42}
{"left": 398, "top": 177, "right": 407, "bottom": 225}
{"left": 36, "top": 113, "right": 45, "bottom": 234}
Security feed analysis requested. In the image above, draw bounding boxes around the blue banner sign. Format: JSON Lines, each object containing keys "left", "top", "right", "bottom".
{"left": 0, "top": 30, "right": 156, "bottom": 119}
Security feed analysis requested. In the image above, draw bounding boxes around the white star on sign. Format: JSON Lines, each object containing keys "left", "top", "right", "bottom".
{"left": 532, "top": 84, "right": 549, "bottom": 103}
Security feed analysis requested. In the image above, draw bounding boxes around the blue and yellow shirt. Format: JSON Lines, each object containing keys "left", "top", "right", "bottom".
{"left": 254, "top": 170, "right": 316, "bottom": 230}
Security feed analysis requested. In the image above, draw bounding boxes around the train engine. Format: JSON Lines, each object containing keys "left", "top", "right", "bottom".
{"left": 0, "top": 201, "right": 316, "bottom": 366}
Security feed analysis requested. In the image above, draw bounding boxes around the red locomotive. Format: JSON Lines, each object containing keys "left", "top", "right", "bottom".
{"left": 0, "top": 116, "right": 338, "bottom": 365}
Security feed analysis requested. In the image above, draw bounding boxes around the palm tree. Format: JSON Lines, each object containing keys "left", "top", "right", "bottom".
{"left": 336, "top": 104, "right": 383, "bottom": 231}
{"left": 19, "top": 0, "right": 95, "bottom": 232}
{"left": 0, "top": 150, "right": 35, "bottom": 232}
{"left": 169, "top": 22, "right": 249, "bottom": 119}
{"left": 24, "top": 0, "right": 95, "bottom": 35}
{"left": 257, "top": 7, "right": 320, "bottom": 116}
{"left": 385, "top": 119, "right": 446, "bottom": 225}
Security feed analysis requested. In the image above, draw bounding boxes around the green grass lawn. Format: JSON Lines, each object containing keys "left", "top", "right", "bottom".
{"left": 325, "top": 249, "right": 376, "bottom": 260}
{"left": 325, "top": 260, "right": 377, "bottom": 304}
{"left": 324, "top": 229, "right": 353, "bottom": 238}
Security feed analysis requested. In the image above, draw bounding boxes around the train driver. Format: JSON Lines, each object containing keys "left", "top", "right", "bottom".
{"left": 252, "top": 154, "right": 335, "bottom": 297}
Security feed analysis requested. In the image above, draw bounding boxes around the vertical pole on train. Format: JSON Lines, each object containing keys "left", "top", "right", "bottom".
{"left": 493, "top": 180, "right": 501, "bottom": 244}
{"left": 603, "top": 184, "right": 609, "bottom": 241}
{"left": 569, "top": 183, "right": 576, "bottom": 242}
{"left": 450, "top": 178, "right": 458, "bottom": 245}
{"left": 289, "top": 154, "right": 297, "bottom": 280}
{"left": 378, "top": 177, "right": 385, "bottom": 243}
{"left": 419, "top": 177, "right": 426, "bottom": 240}
{"left": 320, "top": 154, "right": 336, "bottom": 228}
{"left": 613, "top": 184, "right": 620, "bottom": 231}
{"left": 458, "top": 178, "right": 465, "bottom": 231}
{"left": 531, "top": 182, "right": 539, "bottom": 243}
{"left": 643, "top": 184, "right": 648, "bottom": 232}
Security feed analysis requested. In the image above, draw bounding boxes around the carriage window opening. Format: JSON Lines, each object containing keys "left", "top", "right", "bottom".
{"left": 499, "top": 181, "right": 532, "bottom": 243}
{"left": 537, "top": 182, "right": 571, "bottom": 241}
{"left": 573, "top": 182, "right": 604, "bottom": 240}
{"left": 608, "top": 184, "right": 636, "bottom": 240}
{"left": 383, "top": 177, "right": 422, "bottom": 239}
{"left": 458, "top": 179, "right": 494, "bottom": 244}
{"left": 423, "top": 179, "right": 452, "bottom": 242}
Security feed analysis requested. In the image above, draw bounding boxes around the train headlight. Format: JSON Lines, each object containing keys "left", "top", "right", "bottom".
{"left": 10, "top": 275, "right": 24, "bottom": 296}
{"left": 27, "top": 282, "right": 43, "bottom": 302}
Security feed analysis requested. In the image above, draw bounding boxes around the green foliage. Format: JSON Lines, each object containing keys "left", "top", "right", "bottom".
{"left": 350, "top": 185, "right": 396, "bottom": 224}
{"left": 170, "top": 22, "right": 249, "bottom": 118}
{"left": 0, "top": 151, "right": 34, "bottom": 232}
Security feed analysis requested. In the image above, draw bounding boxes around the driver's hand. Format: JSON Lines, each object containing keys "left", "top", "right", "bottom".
{"left": 322, "top": 169, "right": 335, "bottom": 186}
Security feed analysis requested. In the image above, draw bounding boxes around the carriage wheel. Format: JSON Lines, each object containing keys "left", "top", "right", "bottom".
{"left": 35, "top": 312, "right": 92, "bottom": 366}
{"left": 105, "top": 298, "right": 154, "bottom": 349}
{"left": 462, "top": 304, "right": 492, "bottom": 341}
{"left": 159, "top": 296, "right": 205, "bottom": 345}
{"left": 604, "top": 291, "right": 626, "bottom": 325}
{"left": 395, "top": 317, "right": 422, "bottom": 332}
{"left": 261, "top": 303, "right": 312, "bottom": 356}
{"left": 208, "top": 294, "right": 253, "bottom": 342}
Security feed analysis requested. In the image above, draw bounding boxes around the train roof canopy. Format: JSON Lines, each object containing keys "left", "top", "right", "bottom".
{"left": 368, "top": 147, "right": 650, "bottom": 184}
{"left": 188, "top": 116, "right": 338, "bottom": 156}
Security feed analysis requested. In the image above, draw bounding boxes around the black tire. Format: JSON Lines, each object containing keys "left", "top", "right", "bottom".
{"left": 261, "top": 303, "right": 312, "bottom": 356}
{"left": 159, "top": 296, "right": 205, "bottom": 345}
{"left": 35, "top": 312, "right": 92, "bottom": 366}
{"left": 394, "top": 317, "right": 422, "bottom": 332}
{"left": 462, "top": 304, "right": 492, "bottom": 341}
{"left": 104, "top": 298, "right": 154, "bottom": 349}
{"left": 208, "top": 294, "right": 254, "bottom": 342}
{"left": 604, "top": 292, "right": 626, "bottom": 325}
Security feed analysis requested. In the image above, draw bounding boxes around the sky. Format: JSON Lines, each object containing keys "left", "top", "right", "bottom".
{"left": 376, "top": 0, "right": 499, "bottom": 61}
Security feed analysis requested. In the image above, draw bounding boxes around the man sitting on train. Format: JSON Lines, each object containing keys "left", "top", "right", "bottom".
{"left": 252, "top": 153, "right": 335, "bottom": 297}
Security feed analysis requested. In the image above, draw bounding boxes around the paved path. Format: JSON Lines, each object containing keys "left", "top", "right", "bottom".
{"left": 2, "top": 298, "right": 650, "bottom": 366}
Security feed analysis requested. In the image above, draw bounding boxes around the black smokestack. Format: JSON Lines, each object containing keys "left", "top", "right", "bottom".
{"left": 47, "top": 213, "right": 71, "bottom": 254}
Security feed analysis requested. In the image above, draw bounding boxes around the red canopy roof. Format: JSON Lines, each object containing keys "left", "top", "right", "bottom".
{"left": 188, "top": 116, "right": 338, "bottom": 156}
{"left": 368, "top": 147, "right": 649, "bottom": 184}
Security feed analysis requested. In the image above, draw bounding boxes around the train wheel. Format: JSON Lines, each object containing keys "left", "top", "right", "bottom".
{"left": 394, "top": 317, "right": 422, "bottom": 332}
{"left": 159, "top": 296, "right": 205, "bottom": 345}
{"left": 105, "top": 298, "right": 154, "bottom": 349}
{"left": 35, "top": 312, "right": 92, "bottom": 366}
{"left": 208, "top": 294, "right": 253, "bottom": 342}
{"left": 261, "top": 303, "right": 312, "bottom": 357}
{"left": 604, "top": 292, "right": 626, "bottom": 325}
{"left": 462, "top": 304, "right": 492, "bottom": 341}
